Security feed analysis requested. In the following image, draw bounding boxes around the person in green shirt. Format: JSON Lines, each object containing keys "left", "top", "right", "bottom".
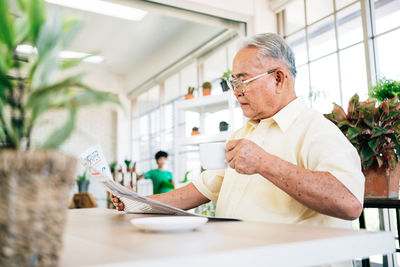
{"left": 138, "top": 151, "right": 175, "bottom": 194}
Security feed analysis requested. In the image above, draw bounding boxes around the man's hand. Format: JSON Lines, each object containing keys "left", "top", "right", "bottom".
{"left": 111, "top": 194, "right": 124, "bottom": 211}
{"left": 225, "top": 139, "right": 268, "bottom": 175}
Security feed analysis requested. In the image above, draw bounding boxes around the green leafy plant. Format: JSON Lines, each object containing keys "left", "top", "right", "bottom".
{"left": 161, "top": 180, "right": 175, "bottom": 190}
{"left": 369, "top": 77, "right": 400, "bottom": 102}
{"left": 192, "top": 126, "right": 199, "bottom": 132}
{"left": 221, "top": 69, "right": 232, "bottom": 81}
{"left": 109, "top": 162, "right": 117, "bottom": 173}
{"left": 124, "top": 159, "right": 131, "bottom": 170}
{"left": 180, "top": 171, "right": 190, "bottom": 183}
{"left": 76, "top": 171, "right": 88, "bottom": 182}
{"left": 187, "top": 86, "right": 195, "bottom": 95}
{"left": 324, "top": 94, "right": 400, "bottom": 171}
{"left": 0, "top": 0, "right": 120, "bottom": 150}
{"left": 202, "top": 82, "right": 212, "bottom": 89}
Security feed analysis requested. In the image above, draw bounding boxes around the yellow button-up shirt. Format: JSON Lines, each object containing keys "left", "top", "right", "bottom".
{"left": 193, "top": 97, "right": 365, "bottom": 229}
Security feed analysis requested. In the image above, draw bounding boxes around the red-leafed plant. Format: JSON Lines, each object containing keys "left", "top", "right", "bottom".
{"left": 324, "top": 94, "right": 400, "bottom": 171}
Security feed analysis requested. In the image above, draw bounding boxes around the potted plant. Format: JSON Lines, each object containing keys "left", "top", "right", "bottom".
{"left": 185, "top": 86, "right": 195, "bottom": 100}
{"left": 0, "top": 1, "right": 119, "bottom": 265}
{"left": 324, "top": 93, "right": 400, "bottom": 198}
{"left": 124, "top": 159, "right": 132, "bottom": 172}
{"left": 77, "top": 171, "right": 90, "bottom": 193}
{"left": 219, "top": 121, "right": 229, "bottom": 132}
{"left": 191, "top": 126, "right": 200, "bottom": 136}
{"left": 220, "top": 69, "right": 231, "bottom": 92}
{"left": 202, "top": 82, "right": 212, "bottom": 96}
{"left": 369, "top": 77, "right": 400, "bottom": 101}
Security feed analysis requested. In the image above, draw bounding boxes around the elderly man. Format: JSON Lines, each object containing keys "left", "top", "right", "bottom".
{"left": 112, "top": 33, "right": 364, "bottom": 230}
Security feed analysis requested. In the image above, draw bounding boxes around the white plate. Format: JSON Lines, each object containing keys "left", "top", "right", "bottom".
{"left": 130, "top": 216, "right": 208, "bottom": 232}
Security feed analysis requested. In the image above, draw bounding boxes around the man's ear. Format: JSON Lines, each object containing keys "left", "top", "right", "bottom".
{"left": 274, "top": 69, "right": 286, "bottom": 94}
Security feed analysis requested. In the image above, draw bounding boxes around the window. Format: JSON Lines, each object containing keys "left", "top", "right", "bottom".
{"left": 278, "top": 0, "right": 400, "bottom": 113}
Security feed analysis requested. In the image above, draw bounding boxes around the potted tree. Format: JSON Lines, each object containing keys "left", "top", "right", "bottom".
{"left": 185, "top": 86, "right": 195, "bottom": 100}
{"left": 0, "top": 1, "right": 119, "bottom": 266}
{"left": 324, "top": 93, "right": 400, "bottom": 198}
{"left": 220, "top": 69, "right": 231, "bottom": 92}
{"left": 202, "top": 82, "right": 212, "bottom": 96}
{"left": 77, "top": 171, "right": 90, "bottom": 193}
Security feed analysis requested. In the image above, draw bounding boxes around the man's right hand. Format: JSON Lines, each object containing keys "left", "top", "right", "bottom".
{"left": 111, "top": 194, "right": 124, "bottom": 211}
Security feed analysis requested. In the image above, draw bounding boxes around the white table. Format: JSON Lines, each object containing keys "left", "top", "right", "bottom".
{"left": 60, "top": 209, "right": 395, "bottom": 267}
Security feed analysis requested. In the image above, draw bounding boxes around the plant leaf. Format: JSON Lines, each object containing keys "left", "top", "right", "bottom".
{"left": 28, "top": 0, "right": 45, "bottom": 43}
{"left": 0, "top": 0, "right": 14, "bottom": 49}
{"left": 368, "top": 138, "right": 378, "bottom": 151}
{"left": 346, "top": 127, "right": 362, "bottom": 140}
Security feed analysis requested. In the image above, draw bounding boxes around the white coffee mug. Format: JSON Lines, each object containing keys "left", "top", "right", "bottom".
{"left": 199, "top": 142, "right": 226, "bottom": 170}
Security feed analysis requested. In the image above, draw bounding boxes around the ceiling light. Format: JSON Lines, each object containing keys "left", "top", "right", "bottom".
{"left": 45, "top": 0, "right": 148, "bottom": 21}
{"left": 16, "top": 45, "right": 104, "bottom": 64}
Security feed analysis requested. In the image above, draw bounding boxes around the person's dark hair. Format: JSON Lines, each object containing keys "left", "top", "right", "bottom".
{"left": 155, "top": 151, "right": 168, "bottom": 160}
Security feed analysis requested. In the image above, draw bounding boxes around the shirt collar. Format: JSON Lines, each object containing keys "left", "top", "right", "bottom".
{"left": 246, "top": 97, "right": 309, "bottom": 132}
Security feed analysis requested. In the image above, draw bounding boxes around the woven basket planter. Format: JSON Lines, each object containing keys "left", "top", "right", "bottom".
{"left": 0, "top": 150, "right": 76, "bottom": 266}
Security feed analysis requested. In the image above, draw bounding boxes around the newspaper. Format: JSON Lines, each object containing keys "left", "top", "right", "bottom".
{"left": 79, "top": 145, "right": 240, "bottom": 221}
{"left": 99, "top": 176, "right": 196, "bottom": 216}
{"left": 78, "top": 145, "right": 197, "bottom": 216}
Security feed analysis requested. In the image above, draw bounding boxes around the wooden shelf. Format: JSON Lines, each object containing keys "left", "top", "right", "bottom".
{"left": 178, "top": 132, "right": 232, "bottom": 145}
{"left": 175, "top": 91, "right": 237, "bottom": 113}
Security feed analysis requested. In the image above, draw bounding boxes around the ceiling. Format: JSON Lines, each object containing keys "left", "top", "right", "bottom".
{"left": 45, "top": 1, "right": 226, "bottom": 75}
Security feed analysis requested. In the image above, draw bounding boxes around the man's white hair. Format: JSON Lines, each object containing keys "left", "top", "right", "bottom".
{"left": 241, "top": 33, "right": 297, "bottom": 78}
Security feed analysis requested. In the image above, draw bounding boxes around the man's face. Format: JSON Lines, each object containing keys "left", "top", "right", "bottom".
{"left": 156, "top": 157, "right": 167, "bottom": 168}
{"left": 232, "top": 47, "right": 281, "bottom": 120}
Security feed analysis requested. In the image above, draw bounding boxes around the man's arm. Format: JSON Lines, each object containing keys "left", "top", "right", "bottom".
{"left": 226, "top": 139, "right": 362, "bottom": 220}
{"left": 111, "top": 183, "right": 209, "bottom": 211}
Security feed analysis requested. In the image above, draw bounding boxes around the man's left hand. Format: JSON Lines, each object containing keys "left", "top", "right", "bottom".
{"left": 225, "top": 139, "right": 267, "bottom": 175}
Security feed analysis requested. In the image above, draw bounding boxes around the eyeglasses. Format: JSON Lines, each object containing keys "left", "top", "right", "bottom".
{"left": 228, "top": 68, "right": 277, "bottom": 93}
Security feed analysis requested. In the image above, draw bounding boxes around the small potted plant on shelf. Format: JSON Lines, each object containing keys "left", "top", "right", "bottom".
{"left": 202, "top": 81, "right": 212, "bottom": 96}
{"left": 0, "top": 1, "right": 120, "bottom": 265}
{"left": 191, "top": 127, "right": 200, "bottom": 136}
{"left": 185, "top": 86, "right": 196, "bottom": 100}
{"left": 220, "top": 69, "right": 232, "bottom": 92}
{"left": 77, "top": 171, "right": 90, "bottom": 193}
{"left": 219, "top": 121, "right": 229, "bottom": 132}
{"left": 324, "top": 92, "right": 400, "bottom": 198}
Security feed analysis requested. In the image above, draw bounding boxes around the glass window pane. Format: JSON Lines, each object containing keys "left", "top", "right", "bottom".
{"left": 336, "top": 0, "right": 357, "bottom": 10}
{"left": 165, "top": 74, "right": 180, "bottom": 102}
{"left": 149, "top": 110, "right": 160, "bottom": 134}
{"left": 203, "top": 48, "right": 227, "bottom": 95}
{"left": 137, "top": 91, "right": 149, "bottom": 115}
{"left": 339, "top": 43, "right": 368, "bottom": 110}
{"left": 148, "top": 85, "right": 160, "bottom": 110}
{"left": 295, "top": 65, "right": 310, "bottom": 98}
{"left": 185, "top": 111, "right": 200, "bottom": 137}
{"left": 164, "top": 103, "right": 173, "bottom": 130}
{"left": 337, "top": 2, "right": 363, "bottom": 49}
{"left": 374, "top": 0, "right": 400, "bottom": 34}
{"left": 138, "top": 136, "right": 150, "bottom": 161}
{"left": 376, "top": 28, "right": 400, "bottom": 79}
{"left": 181, "top": 62, "right": 198, "bottom": 98}
{"left": 285, "top": 0, "right": 305, "bottom": 35}
{"left": 309, "top": 54, "right": 341, "bottom": 113}
{"left": 308, "top": 15, "right": 336, "bottom": 60}
{"left": 286, "top": 30, "right": 308, "bottom": 66}
{"left": 306, "top": 0, "right": 334, "bottom": 24}
{"left": 228, "top": 38, "right": 240, "bottom": 69}
{"left": 139, "top": 114, "right": 149, "bottom": 136}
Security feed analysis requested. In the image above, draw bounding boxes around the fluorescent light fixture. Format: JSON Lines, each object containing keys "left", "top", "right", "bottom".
{"left": 16, "top": 45, "right": 104, "bottom": 64}
{"left": 45, "top": 0, "right": 148, "bottom": 21}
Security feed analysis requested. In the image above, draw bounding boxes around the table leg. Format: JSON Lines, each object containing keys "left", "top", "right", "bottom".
{"left": 359, "top": 209, "right": 371, "bottom": 267}
{"left": 396, "top": 209, "right": 400, "bottom": 251}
